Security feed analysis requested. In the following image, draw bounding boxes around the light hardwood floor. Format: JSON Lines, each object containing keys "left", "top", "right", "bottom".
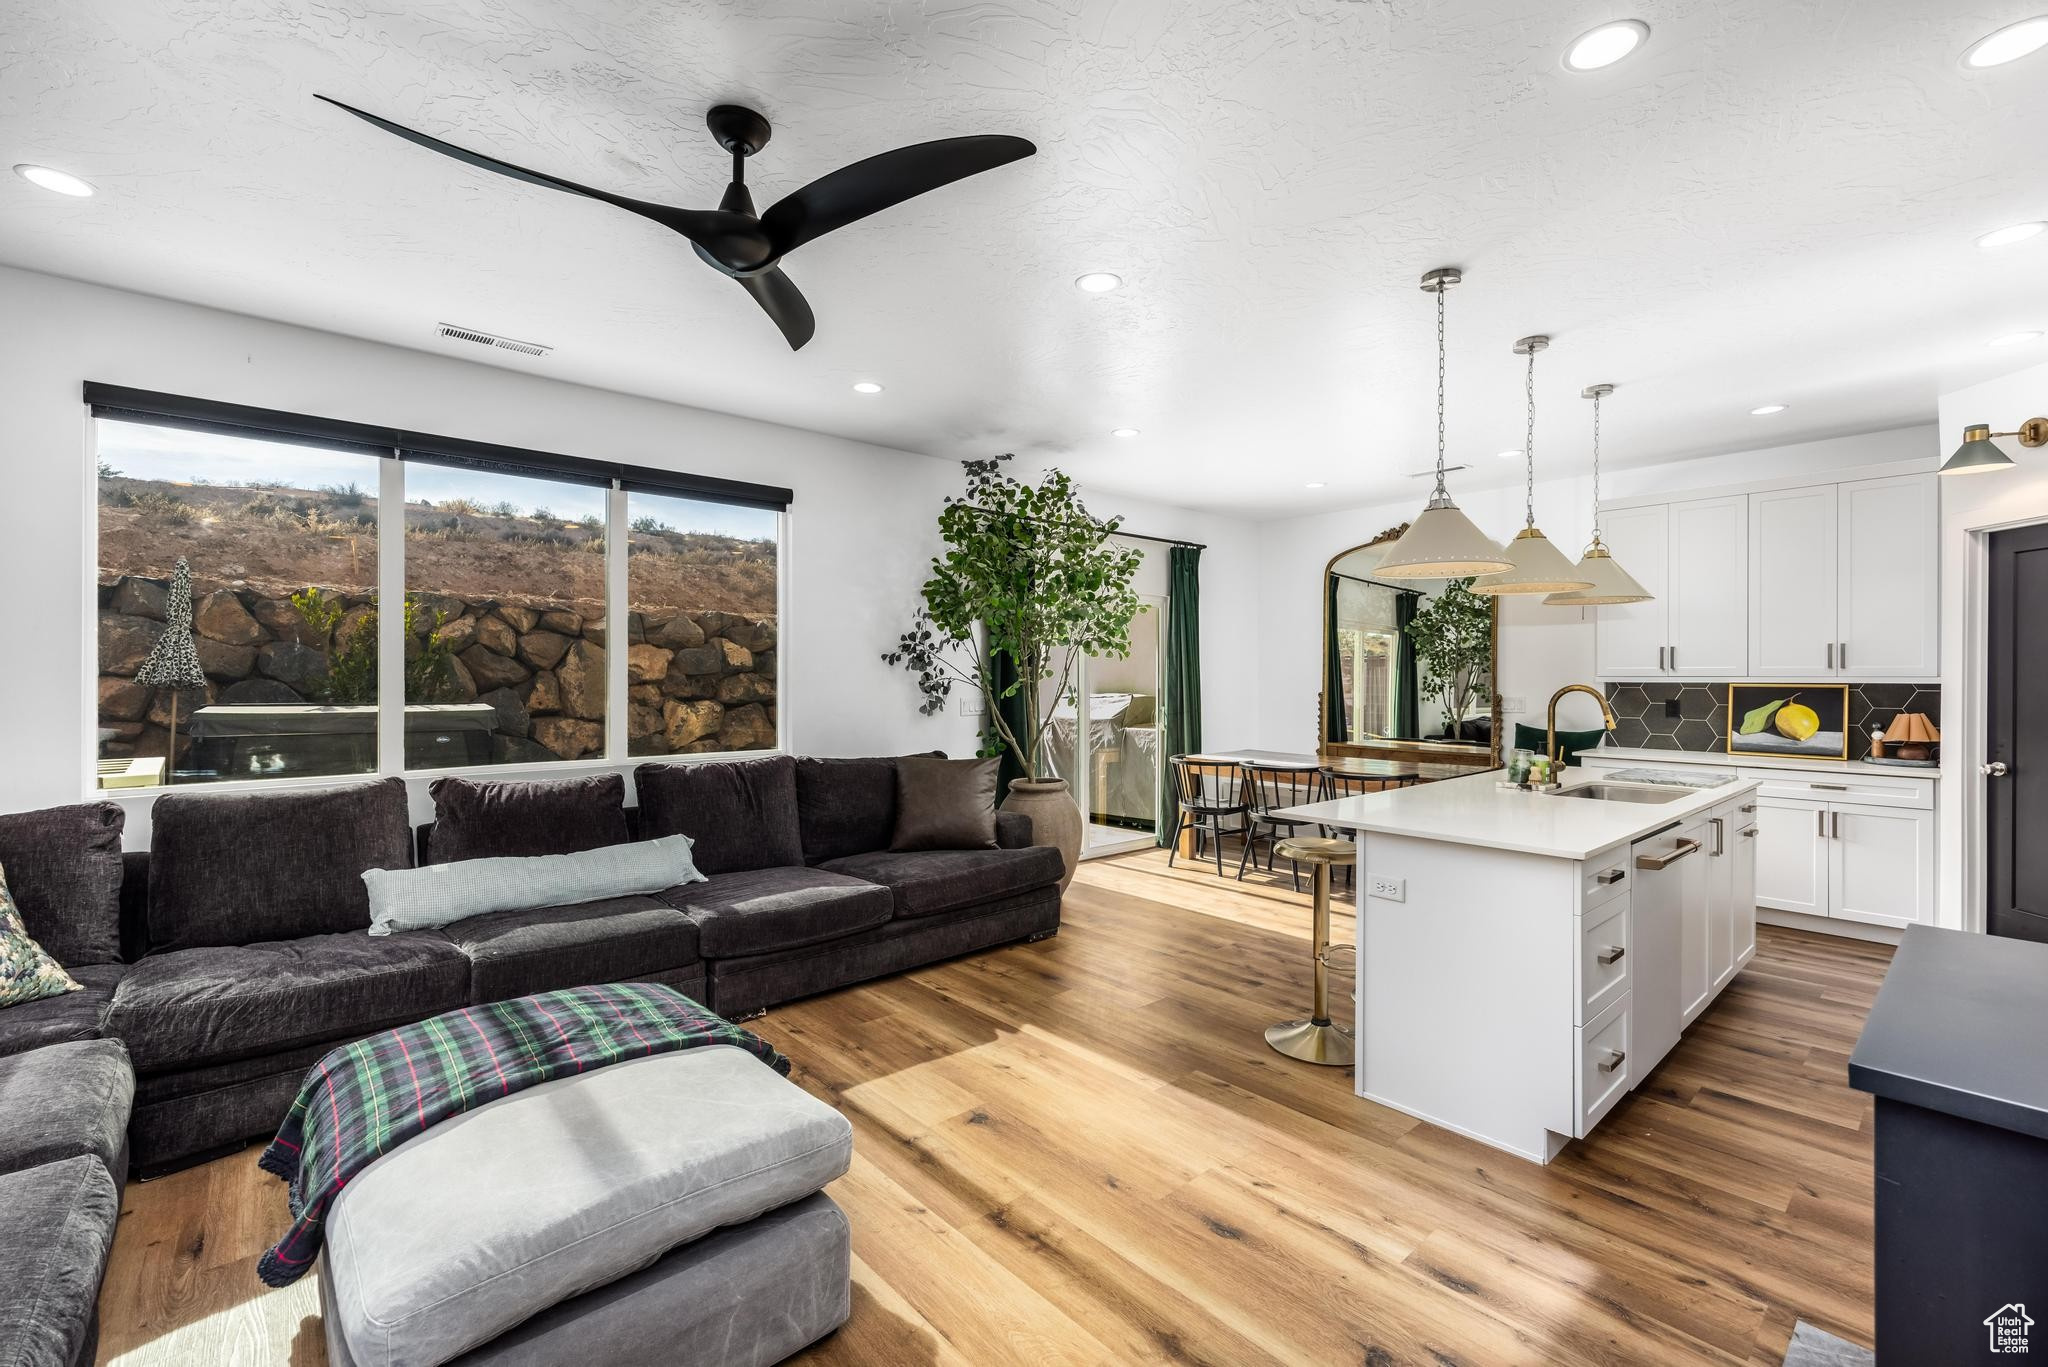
{"left": 97, "top": 847, "right": 1889, "bottom": 1366}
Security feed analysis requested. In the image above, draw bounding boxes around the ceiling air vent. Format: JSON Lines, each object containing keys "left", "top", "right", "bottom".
{"left": 435, "top": 323, "right": 552, "bottom": 358}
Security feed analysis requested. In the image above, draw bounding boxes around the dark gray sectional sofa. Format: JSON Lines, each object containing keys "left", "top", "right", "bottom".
{"left": 0, "top": 751, "right": 1060, "bottom": 1364}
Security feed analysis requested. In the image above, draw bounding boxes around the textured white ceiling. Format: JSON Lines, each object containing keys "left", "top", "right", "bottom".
{"left": 4, "top": 0, "right": 2046, "bottom": 515}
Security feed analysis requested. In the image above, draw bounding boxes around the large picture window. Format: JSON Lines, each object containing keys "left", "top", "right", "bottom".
{"left": 95, "top": 420, "right": 383, "bottom": 787}
{"left": 88, "top": 388, "right": 788, "bottom": 792}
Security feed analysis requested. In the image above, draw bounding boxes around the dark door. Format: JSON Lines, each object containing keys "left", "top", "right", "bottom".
{"left": 1988, "top": 522, "right": 2048, "bottom": 939}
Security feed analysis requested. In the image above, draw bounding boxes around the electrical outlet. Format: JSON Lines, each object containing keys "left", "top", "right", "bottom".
{"left": 1368, "top": 876, "right": 1405, "bottom": 902}
{"left": 1499, "top": 696, "right": 1526, "bottom": 715}
{"left": 957, "top": 695, "right": 986, "bottom": 717}
{"left": 1664, "top": 696, "right": 1682, "bottom": 719}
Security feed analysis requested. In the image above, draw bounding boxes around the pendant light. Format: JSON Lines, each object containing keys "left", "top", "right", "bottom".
{"left": 1374, "top": 268, "right": 1514, "bottom": 580}
{"left": 1544, "top": 383, "right": 1654, "bottom": 606}
{"left": 1470, "top": 335, "right": 1593, "bottom": 596}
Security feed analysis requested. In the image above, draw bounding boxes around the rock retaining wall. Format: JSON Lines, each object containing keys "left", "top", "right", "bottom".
{"left": 96, "top": 574, "right": 777, "bottom": 765}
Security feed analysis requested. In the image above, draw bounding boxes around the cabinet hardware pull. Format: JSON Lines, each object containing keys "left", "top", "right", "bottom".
{"left": 1812, "top": 783, "right": 1847, "bottom": 791}
{"left": 1817, "top": 808, "right": 1827, "bottom": 837}
{"left": 1598, "top": 1048, "right": 1627, "bottom": 1074}
{"left": 1635, "top": 839, "right": 1702, "bottom": 870}
{"left": 1669, "top": 646, "right": 1677, "bottom": 670}
{"left": 1741, "top": 826, "right": 1758, "bottom": 837}
{"left": 1826, "top": 642, "right": 1834, "bottom": 669}
{"left": 1710, "top": 817, "right": 1725, "bottom": 856}
{"left": 1657, "top": 645, "right": 1667, "bottom": 670}
{"left": 1740, "top": 803, "right": 1756, "bottom": 813}
{"left": 1597, "top": 946, "right": 1626, "bottom": 966}
{"left": 1840, "top": 642, "right": 1847, "bottom": 669}
{"left": 1595, "top": 868, "right": 1625, "bottom": 885}
{"left": 1832, "top": 811, "right": 1841, "bottom": 839}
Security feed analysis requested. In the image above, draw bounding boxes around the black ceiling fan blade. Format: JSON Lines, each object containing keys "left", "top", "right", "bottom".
{"left": 314, "top": 95, "right": 773, "bottom": 271}
{"left": 735, "top": 266, "right": 816, "bottom": 350}
{"left": 760, "top": 134, "right": 1035, "bottom": 257}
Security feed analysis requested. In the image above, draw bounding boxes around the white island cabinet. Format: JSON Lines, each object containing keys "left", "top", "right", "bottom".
{"left": 1279, "top": 771, "right": 1758, "bottom": 1164}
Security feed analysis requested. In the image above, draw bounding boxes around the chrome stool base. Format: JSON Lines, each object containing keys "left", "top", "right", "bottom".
{"left": 1264, "top": 1017, "right": 1355, "bottom": 1066}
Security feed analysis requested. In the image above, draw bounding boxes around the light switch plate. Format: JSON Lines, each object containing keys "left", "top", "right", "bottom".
{"left": 1499, "top": 696, "right": 1526, "bottom": 715}
{"left": 957, "top": 695, "right": 986, "bottom": 716}
{"left": 1368, "top": 876, "right": 1405, "bottom": 902}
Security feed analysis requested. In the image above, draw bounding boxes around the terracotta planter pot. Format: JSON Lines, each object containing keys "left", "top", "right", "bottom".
{"left": 1001, "top": 777, "right": 1083, "bottom": 891}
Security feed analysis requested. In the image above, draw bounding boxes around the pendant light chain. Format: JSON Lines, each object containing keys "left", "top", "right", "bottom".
{"left": 1434, "top": 281, "right": 1448, "bottom": 498}
{"left": 1523, "top": 345, "right": 1537, "bottom": 531}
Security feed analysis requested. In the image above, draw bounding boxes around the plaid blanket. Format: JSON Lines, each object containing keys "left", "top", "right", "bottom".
{"left": 255, "top": 982, "right": 787, "bottom": 1288}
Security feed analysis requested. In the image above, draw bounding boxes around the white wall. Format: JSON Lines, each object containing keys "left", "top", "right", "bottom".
{"left": 1251, "top": 426, "right": 1937, "bottom": 754}
{"left": 1935, "top": 358, "right": 2048, "bottom": 930}
{"left": 0, "top": 266, "right": 1259, "bottom": 836}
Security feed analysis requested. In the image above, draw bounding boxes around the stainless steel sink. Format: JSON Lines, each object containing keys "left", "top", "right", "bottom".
{"left": 1553, "top": 783, "right": 1689, "bottom": 805}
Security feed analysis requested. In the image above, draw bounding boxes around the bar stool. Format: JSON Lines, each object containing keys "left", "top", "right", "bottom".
{"left": 1264, "top": 836, "right": 1357, "bottom": 1066}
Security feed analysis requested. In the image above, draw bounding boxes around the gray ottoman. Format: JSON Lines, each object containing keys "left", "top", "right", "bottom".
{"left": 317, "top": 1046, "right": 853, "bottom": 1367}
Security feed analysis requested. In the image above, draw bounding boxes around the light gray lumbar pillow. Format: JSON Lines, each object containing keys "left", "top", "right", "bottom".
{"left": 363, "top": 835, "right": 706, "bottom": 935}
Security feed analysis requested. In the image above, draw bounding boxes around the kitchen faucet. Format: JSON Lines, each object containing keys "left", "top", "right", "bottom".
{"left": 1546, "top": 684, "right": 1617, "bottom": 766}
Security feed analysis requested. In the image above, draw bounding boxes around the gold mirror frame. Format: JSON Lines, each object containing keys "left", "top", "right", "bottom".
{"left": 1318, "top": 524, "right": 1502, "bottom": 768}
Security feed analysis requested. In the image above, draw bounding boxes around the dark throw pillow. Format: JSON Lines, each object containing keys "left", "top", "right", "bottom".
{"left": 634, "top": 755, "right": 804, "bottom": 875}
{"left": 1514, "top": 723, "right": 1607, "bottom": 768}
{"left": 794, "top": 753, "right": 943, "bottom": 863}
{"left": 426, "top": 773, "right": 629, "bottom": 865}
{"left": 0, "top": 802, "right": 125, "bottom": 966}
{"left": 891, "top": 756, "right": 1000, "bottom": 852}
{"left": 146, "top": 777, "right": 413, "bottom": 950}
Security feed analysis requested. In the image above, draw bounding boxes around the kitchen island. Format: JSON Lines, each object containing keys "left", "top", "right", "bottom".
{"left": 1279, "top": 768, "right": 1760, "bottom": 1162}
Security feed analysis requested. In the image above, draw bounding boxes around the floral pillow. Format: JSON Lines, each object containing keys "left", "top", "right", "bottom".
{"left": 0, "top": 863, "right": 81, "bottom": 1009}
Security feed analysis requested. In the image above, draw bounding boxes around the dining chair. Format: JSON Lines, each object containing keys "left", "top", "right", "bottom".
{"left": 1238, "top": 762, "right": 1322, "bottom": 890}
{"left": 1165, "top": 757, "right": 1250, "bottom": 877}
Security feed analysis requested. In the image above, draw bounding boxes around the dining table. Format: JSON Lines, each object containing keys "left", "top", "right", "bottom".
{"left": 1170, "top": 749, "right": 1486, "bottom": 856}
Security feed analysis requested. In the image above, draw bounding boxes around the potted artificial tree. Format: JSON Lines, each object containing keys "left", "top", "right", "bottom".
{"left": 1412, "top": 576, "right": 1494, "bottom": 741}
{"left": 884, "top": 456, "right": 1141, "bottom": 888}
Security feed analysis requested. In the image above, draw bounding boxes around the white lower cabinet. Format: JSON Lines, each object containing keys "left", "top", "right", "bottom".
{"left": 1575, "top": 992, "right": 1633, "bottom": 1136}
{"left": 1755, "top": 796, "right": 1829, "bottom": 915}
{"left": 1753, "top": 791, "right": 1936, "bottom": 929}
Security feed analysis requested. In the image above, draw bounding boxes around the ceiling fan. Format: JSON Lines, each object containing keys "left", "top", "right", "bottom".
{"left": 314, "top": 96, "right": 1035, "bottom": 351}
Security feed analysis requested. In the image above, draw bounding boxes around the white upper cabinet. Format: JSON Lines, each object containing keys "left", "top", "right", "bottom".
{"left": 1597, "top": 464, "right": 1937, "bottom": 682}
{"left": 1749, "top": 485, "right": 1839, "bottom": 676}
{"left": 1837, "top": 474, "right": 1939, "bottom": 679}
{"left": 1594, "top": 503, "right": 1671, "bottom": 676}
{"left": 1667, "top": 496, "right": 1749, "bottom": 676}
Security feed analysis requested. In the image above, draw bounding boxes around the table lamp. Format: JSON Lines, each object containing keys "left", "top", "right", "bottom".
{"left": 1881, "top": 712, "right": 1939, "bottom": 762}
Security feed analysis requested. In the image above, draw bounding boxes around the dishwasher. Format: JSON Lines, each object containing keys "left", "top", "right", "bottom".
{"left": 1629, "top": 817, "right": 1705, "bottom": 1085}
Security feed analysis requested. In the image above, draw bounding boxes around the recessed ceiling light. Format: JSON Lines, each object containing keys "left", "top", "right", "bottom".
{"left": 1963, "top": 16, "right": 2048, "bottom": 69}
{"left": 1304, "top": 481, "right": 1327, "bottom": 489}
{"left": 1563, "top": 19, "right": 1649, "bottom": 71}
{"left": 1497, "top": 449, "right": 1523, "bottom": 461}
{"left": 1989, "top": 330, "right": 2044, "bottom": 347}
{"left": 13, "top": 163, "right": 94, "bottom": 197}
{"left": 851, "top": 381, "right": 884, "bottom": 394}
{"left": 1750, "top": 404, "right": 1788, "bottom": 416}
{"left": 1075, "top": 272, "right": 1123, "bottom": 293}
{"left": 1111, "top": 427, "right": 1140, "bottom": 438}
{"left": 1979, "top": 221, "right": 2047, "bottom": 249}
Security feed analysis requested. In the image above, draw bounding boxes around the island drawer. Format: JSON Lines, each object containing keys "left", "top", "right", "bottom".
{"left": 1578, "top": 896, "right": 1631, "bottom": 1023}
{"left": 1580, "top": 847, "right": 1631, "bottom": 911}
{"left": 1575, "top": 992, "right": 1633, "bottom": 1138}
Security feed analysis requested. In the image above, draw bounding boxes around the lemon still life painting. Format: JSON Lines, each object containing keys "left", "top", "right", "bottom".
{"left": 1727, "top": 683, "right": 1850, "bottom": 759}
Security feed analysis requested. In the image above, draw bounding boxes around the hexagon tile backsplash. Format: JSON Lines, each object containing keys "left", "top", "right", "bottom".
{"left": 1603, "top": 682, "right": 1941, "bottom": 761}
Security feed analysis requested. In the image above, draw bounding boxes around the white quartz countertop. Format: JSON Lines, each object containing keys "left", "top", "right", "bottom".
{"left": 1275, "top": 770, "right": 1758, "bottom": 861}
{"left": 1583, "top": 745, "right": 1938, "bottom": 780}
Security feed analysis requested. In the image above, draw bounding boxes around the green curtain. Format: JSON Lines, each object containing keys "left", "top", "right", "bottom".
{"left": 1324, "top": 575, "right": 1349, "bottom": 743}
{"left": 1392, "top": 589, "right": 1421, "bottom": 740}
{"left": 988, "top": 646, "right": 1029, "bottom": 794}
{"left": 1157, "top": 545, "right": 1203, "bottom": 846}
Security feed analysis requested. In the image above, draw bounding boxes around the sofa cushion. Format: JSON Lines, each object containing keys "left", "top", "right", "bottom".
{"left": 425, "top": 772, "right": 629, "bottom": 865}
{"left": 636, "top": 755, "right": 803, "bottom": 875}
{"left": 426, "top": 896, "right": 703, "bottom": 1004}
{"left": 821, "top": 847, "right": 1065, "bottom": 919}
{"left": 107, "top": 931, "right": 469, "bottom": 1073}
{"left": 0, "top": 802, "right": 125, "bottom": 966}
{"left": 0, "top": 963, "right": 122, "bottom": 1061}
{"left": 147, "top": 778, "right": 413, "bottom": 951}
{"left": 0, "top": 1157, "right": 120, "bottom": 1367}
{"left": 656, "top": 866, "right": 892, "bottom": 958}
{"left": 891, "top": 755, "right": 1000, "bottom": 851}
{"left": 323, "top": 1047, "right": 852, "bottom": 1367}
{"left": 794, "top": 754, "right": 937, "bottom": 863}
{"left": 0, "top": 1039, "right": 132, "bottom": 1178}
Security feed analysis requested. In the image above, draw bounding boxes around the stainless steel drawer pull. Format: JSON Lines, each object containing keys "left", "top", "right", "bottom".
{"left": 1597, "top": 946, "right": 1626, "bottom": 966}
{"left": 1740, "top": 803, "right": 1756, "bottom": 813}
{"left": 1598, "top": 1048, "right": 1627, "bottom": 1074}
{"left": 1635, "top": 839, "right": 1702, "bottom": 870}
{"left": 1741, "top": 826, "right": 1758, "bottom": 838}
{"left": 1595, "top": 868, "right": 1625, "bottom": 885}
{"left": 1812, "top": 783, "right": 1848, "bottom": 791}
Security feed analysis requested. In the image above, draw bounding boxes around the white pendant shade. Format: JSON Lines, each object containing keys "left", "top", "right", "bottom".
{"left": 1372, "top": 496, "right": 1513, "bottom": 580}
{"left": 1469, "top": 527, "right": 1594, "bottom": 595}
{"left": 1543, "top": 544, "right": 1653, "bottom": 605}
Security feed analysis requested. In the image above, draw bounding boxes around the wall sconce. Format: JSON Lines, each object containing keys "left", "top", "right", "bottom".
{"left": 1940, "top": 416, "right": 2046, "bottom": 475}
